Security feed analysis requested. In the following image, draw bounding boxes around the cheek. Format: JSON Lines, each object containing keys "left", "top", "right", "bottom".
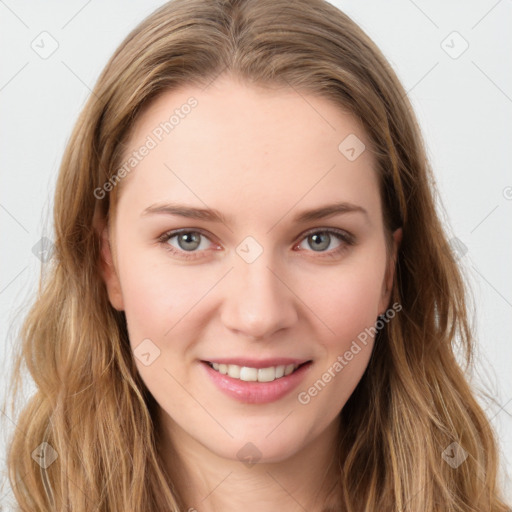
{"left": 121, "top": 274, "right": 203, "bottom": 354}
{"left": 295, "top": 272, "right": 380, "bottom": 418}
{"left": 118, "top": 239, "right": 386, "bottom": 332}
{"left": 114, "top": 241, "right": 191, "bottom": 346}
{"left": 293, "top": 253, "right": 385, "bottom": 407}
{"left": 301, "top": 258, "right": 386, "bottom": 346}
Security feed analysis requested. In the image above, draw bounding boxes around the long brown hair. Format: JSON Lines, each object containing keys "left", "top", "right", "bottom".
{"left": 4, "top": 0, "right": 510, "bottom": 510}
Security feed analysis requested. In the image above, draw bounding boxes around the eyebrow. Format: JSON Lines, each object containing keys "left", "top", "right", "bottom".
{"left": 141, "top": 201, "right": 368, "bottom": 224}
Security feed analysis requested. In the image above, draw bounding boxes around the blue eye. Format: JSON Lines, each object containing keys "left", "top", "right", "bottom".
{"left": 158, "top": 228, "right": 355, "bottom": 260}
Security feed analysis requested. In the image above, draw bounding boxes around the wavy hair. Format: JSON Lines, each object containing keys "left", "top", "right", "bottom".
{"left": 4, "top": 0, "right": 510, "bottom": 510}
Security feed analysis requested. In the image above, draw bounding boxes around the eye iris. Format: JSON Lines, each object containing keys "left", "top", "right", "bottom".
{"left": 171, "top": 231, "right": 338, "bottom": 253}
{"left": 308, "top": 232, "right": 330, "bottom": 251}
{"left": 178, "top": 232, "right": 201, "bottom": 251}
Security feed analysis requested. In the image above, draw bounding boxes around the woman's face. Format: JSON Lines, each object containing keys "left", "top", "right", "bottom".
{"left": 101, "top": 74, "right": 401, "bottom": 463}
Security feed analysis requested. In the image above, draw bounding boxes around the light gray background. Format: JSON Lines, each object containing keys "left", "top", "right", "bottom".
{"left": 1, "top": 0, "right": 511, "bottom": 507}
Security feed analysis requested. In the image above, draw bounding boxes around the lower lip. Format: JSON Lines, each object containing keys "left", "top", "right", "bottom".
{"left": 201, "top": 361, "right": 312, "bottom": 404}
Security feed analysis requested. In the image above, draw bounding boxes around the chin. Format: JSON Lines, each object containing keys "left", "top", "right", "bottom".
{"left": 207, "top": 427, "right": 313, "bottom": 466}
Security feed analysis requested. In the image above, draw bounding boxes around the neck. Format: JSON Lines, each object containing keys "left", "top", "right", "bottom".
{"left": 157, "top": 411, "right": 342, "bottom": 512}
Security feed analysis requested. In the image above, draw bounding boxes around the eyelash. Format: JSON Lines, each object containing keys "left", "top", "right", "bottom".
{"left": 157, "top": 227, "right": 355, "bottom": 261}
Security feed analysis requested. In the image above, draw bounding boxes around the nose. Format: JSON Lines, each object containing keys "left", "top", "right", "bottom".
{"left": 220, "top": 255, "right": 298, "bottom": 341}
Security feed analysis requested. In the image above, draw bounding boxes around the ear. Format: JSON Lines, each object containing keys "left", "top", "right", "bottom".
{"left": 98, "top": 223, "right": 125, "bottom": 311}
{"left": 378, "top": 227, "right": 402, "bottom": 315}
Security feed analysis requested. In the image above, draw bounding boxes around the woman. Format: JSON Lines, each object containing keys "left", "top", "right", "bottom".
{"left": 5, "top": 0, "right": 510, "bottom": 510}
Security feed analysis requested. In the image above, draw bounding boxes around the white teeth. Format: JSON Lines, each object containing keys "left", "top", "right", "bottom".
{"left": 239, "top": 366, "right": 258, "bottom": 381}
{"left": 227, "top": 365, "right": 240, "bottom": 378}
{"left": 208, "top": 362, "right": 301, "bottom": 382}
{"left": 284, "top": 364, "right": 295, "bottom": 376}
{"left": 257, "top": 367, "right": 275, "bottom": 382}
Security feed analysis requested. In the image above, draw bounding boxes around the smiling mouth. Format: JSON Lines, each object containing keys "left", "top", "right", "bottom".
{"left": 204, "top": 361, "right": 311, "bottom": 383}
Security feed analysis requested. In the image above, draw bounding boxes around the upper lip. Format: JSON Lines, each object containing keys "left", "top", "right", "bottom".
{"left": 202, "top": 358, "right": 311, "bottom": 369}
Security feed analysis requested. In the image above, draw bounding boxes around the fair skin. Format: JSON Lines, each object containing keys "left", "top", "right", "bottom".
{"left": 100, "top": 74, "right": 401, "bottom": 512}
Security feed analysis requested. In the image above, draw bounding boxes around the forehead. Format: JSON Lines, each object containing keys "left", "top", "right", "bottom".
{"left": 115, "top": 75, "right": 381, "bottom": 225}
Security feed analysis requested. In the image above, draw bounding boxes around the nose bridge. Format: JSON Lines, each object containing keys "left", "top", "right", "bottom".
{"left": 220, "top": 243, "right": 298, "bottom": 339}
